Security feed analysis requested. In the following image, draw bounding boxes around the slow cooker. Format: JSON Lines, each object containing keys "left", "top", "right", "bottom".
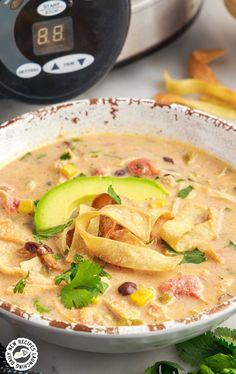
{"left": 0, "top": 0, "right": 203, "bottom": 103}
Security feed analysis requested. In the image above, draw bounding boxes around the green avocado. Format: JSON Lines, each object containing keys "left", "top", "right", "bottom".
{"left": 34, "top": 176, "right": 169, "bottom": 232}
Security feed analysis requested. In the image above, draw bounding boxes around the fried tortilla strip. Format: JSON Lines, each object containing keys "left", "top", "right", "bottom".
{"left": 188, "top": 49, "right": 225, "bottom": 83}
{"left": 0, "top": 264, "right": 27, "bottom": 277}
{"left": 75, "top": 209, "right": 182, "bottom": 271}
{"left": 161, "top": 204, "right": 219, "bottom": 252}
{"left": 155, "top": 92, "right": 236, "bottom": 119}
{"left": 164, "top": 71, "right": 236, "bottom": 107}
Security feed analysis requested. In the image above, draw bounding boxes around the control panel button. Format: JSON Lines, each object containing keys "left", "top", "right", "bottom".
{"left": 16, "top": 63, "right": 41, "bottom": 79}
{"left": 37, "top": 0, "right": 66, "bottom": 17}
{"left": 43, "top": 54, "right": 95, "bottom": 74}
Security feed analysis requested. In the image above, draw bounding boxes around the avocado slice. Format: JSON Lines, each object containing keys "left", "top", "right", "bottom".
{"left": 34, "top": 176, "right": 169, "bottom": 232}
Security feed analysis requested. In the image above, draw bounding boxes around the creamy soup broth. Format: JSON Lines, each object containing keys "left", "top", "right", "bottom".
{"left": 0, "top": 133, "right": 235, "bottom": 326}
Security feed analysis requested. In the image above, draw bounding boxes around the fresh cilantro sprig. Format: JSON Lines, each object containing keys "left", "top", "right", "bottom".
{"left": 145, "top": 327, "right": 236, "bottom": 374}
{"left": 33, "top": 220, "right": 73, "bottom": 243}
{"left": 13, "top": 272, "right": 29, "bottom": 294}
{"left": 107, "top": 185, "right": 121, "bottom": 204}
{"left": 60, "top": 152, "right": 71, "bottom": 160}
{"left": 178, "top": 185, "right": 194, "bottom": 199}
{"left": 55, "top": 257, "right": 111, "bottom": 309}
{"left": 145, "top": 361, "right": 184, "bottom": 374}
{"left": 33, "top": 299, "right": 51, "bottom": 314}
{"left": 162, "top": 241, "right": 206, "bottom": 264}
{"left": 227, "top": 241, "right": 236, "bottom": 250}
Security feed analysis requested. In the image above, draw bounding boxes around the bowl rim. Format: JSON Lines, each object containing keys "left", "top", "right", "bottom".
{"left": 0, "top": 97, "right": 236, "bottom": 336}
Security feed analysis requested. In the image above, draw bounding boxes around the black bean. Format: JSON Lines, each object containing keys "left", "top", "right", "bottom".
{"left": 24, "top": 241, "right": 39, "bottom": 253}
{"left": 118, "top": 282, "right": 137, "bottom": 296}
{"left": 114, "top": 169, "right": 126, "bottom": 177}
{"left": 163, "top": 156, "right": 174, "bottom": 164}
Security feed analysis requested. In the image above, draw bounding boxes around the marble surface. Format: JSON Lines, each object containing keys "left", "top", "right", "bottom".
{"left": 1, "top": 0, "right": 236, "bottom": 373}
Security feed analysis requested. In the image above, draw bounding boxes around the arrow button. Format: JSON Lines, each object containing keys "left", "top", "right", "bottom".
{"left": 78, "top": 58, "right": 86, "bottom": 66}
{"left": 51, "top": 63, "right": 59, "bottom": 71}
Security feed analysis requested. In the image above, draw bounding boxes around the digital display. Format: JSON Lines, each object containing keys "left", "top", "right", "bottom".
{"left": 32, "top": 17, "right": 74, "bottom": 56}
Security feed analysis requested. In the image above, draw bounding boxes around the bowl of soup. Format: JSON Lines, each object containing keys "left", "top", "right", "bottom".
{"left": 0, "top": 98, "right": 235, "bottom": 353}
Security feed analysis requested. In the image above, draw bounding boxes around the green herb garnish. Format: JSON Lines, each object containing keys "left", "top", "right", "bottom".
{"left": 33, "top": 299, "right": 51, "bottom": 314}
{"left": 180, "top": 249, "right": 206, "bottom": 264}
{"left": 33, "top": 220, "right": 72, "bottom": 243}
{"left": 20, "top": 152, "right": 32, "bottom": 161}
{"left": 107, "top": 185, "right": 121, "bottom": 204}
{"left": 71, "top": 138, "right": 81, "bottom": 142}
{"left": 145, "top": 361, "right": 184, "bottom": 374}
{"left": 227, "top": 241, "right": 236, "bottom": 250}
{"left": 53, "top": 254, "right": 63, "bottom": 261}
{"left": 146, "top": 327, "right": 236, "bottom": 373}
{"left": 36, "top": 153, "right": 47, "bottom": 160}
{"left": 176, "top": 178, "right": 185, "bottom": 183}
{"left": 60, "top": 152, "right": 71, "bottom": 160}
{"left": 77, "top": 173, "right": 86, "bottom": 177}
{"left": 55, "top": 259, "right": 110, "bottom": 309}
{"left": 176, "top": 327, "right": 235, "bottom": 367}
{"left": 13, "top": 272, "right": 29, "bottom": 294}
{"left": 162, "top": 241, "right": 206, "bottom": 264}
{"left": 224, "top": 207, "right": 232, "bottom": 213}
{"left": 178, "top": 185, "right": 194, "bottom": 199}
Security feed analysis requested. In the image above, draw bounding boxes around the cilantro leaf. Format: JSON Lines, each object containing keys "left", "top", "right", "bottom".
{"left": 33, "top": 299, "right": 51, "bottom": 314}
{"left": 180, "top": 249, "right": 206, "bottom": 264}
{"left": 20, "top": 152, "right": 32, "bottom": 161}
{"left": 227, "top": 241, "right": 236, "bottom": 250}
{"left": 54, "top": 262, "right": 78, "bottom": 285}
{"left": 33, "top": 220, "right": 72, "bottom": 243}
{"left": 162, "top": 241, "right": 206, "bottom": 264}
{"left": 60, "top": 152, "right": 71, "bottom": 160}
{"left": 178, "top": 185, "right": 194, "bottom": 199}
{"left": 214, "top": 327, "right": 236, "bottom": 352}
{"left": 57, "top": 260, "right": 111, "bottom": 309}
{"left": 197, "top": 364, "right": 215, "bottom": 374}
{"left": 107, "top": 185, "right": 121, "bottom": 204}
{"left": 61, "top": 287, "right": 95, "bottom": 309}
{"left": 176, "top": 331, "right": 226, "bottom": 366}
{"left": 13, "top": 272, "right": 29, "bottom": 294}
{"left": 145, "top": 361, "right": 184, "bottom": 374}
{"left": 204, "top": 353, "right": 236, "bottom": 371}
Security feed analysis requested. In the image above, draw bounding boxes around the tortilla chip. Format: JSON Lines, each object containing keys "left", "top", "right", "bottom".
{"left": 161, "top": 204, "right": 219, "bottom": 252}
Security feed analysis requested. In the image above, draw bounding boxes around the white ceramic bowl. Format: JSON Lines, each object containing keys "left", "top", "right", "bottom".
{"left": 0, "top": 98, "right": 235, "bottom": 353}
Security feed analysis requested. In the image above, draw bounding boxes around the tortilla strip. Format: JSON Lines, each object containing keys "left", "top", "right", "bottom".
{"left": 161, "top": 204, "right": 219, "bottom": 252}
{"left": 193, "top": 183, "right": 236, "bottom": 203}
{"left": 100, "top": 205, "right": 152, "bottom": 242}
{"left": 0, "top": 235, "right": 25, "bottom": 245}
{"left": 188, "top": 49, "right": 225, "bottom": 83}
{"left": 0, "top": 264, "right": 27, "bottom": 277}
{"left": 164, "top": 71, "right": 236, "bottom": 107}
{"left": 75, "top": 210, "right": 182, "bottom": 271}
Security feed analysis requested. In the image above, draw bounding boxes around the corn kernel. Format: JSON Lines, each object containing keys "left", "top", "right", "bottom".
{"left": 92, "top": 296, "right": 101, "bottom": 304}
{"left": 61, "top": 164, "right": 78, "bottom": 178}
{"left": 151, "top": 199, "right": 168, "bottom": 208}
{"left": 18, "top": 199, "right": 34, "bottom": 214}
{"left": 130, "top": 287, "right": 154, "bottom": 307}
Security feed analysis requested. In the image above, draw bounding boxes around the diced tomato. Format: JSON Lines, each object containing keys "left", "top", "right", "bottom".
{"left": 127, "top": 158, "right": 160, "bottom": 176}
{"left": 2, "top": 196, "right": 20, "bottom": 214}
{"left": 91, "top": 168, "right": 104, "bottom": 176}
{"left": 159, "top": 275, "right": 202, "bottom": 299}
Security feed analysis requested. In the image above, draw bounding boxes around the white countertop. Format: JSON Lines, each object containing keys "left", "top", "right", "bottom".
{"left": 1, "top": 0, "right": 236, "bottom": 373}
